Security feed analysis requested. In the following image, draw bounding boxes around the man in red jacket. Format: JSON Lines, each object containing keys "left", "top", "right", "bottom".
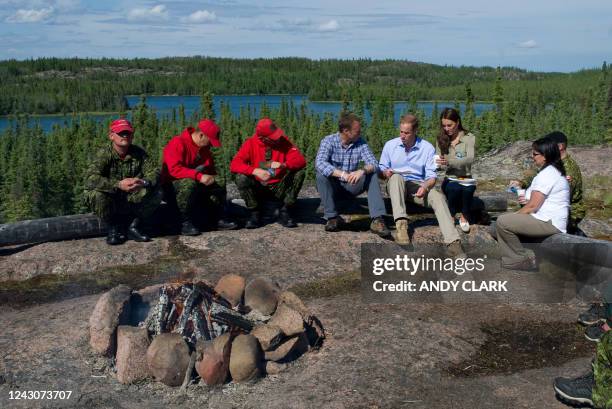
{"left": 161, "top": 119, "right": 237, "bottom": 236}
{"left": 230, "top": 118, "right": 306, "bottom": 228}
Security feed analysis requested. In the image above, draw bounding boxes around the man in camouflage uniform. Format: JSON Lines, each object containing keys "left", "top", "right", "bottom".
{"left": 511, "top": 131, "right": 585, "bottom": 234}
{"left": 84, "top": 119, "right": 161, "bottom": 245}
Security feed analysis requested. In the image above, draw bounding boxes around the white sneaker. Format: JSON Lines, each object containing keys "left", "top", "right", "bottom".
{"left": 459, "top": 219, "right": 470, "bottom": 233}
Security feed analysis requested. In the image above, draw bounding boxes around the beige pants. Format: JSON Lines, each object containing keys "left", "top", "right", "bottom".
{"left": 495, "top": 213, "right": 560, "bottom": 263}
{"left": 387, "top": 174, "right": 460, "bottom": 244}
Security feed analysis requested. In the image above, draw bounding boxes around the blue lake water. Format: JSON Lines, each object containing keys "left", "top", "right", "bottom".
{"left": 0, "top": 95, "right": 493, "bottom": 133}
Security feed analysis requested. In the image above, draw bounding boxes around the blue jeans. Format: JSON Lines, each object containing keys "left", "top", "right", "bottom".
{"left": 442, "top": 179, "right": 476, "bottom": 222}
{"left": 315, "top": 171, "right": 386, "bottom": 220}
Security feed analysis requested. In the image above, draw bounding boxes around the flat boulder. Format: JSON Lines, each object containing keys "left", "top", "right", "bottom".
{"left": 278, "top": 291, "right": 310, "bottom": 320}
{"left": 229, "top": 334, "right": 262, "bottom": 382}
{"left": 264, "top": 333, "right": 309, "bottom": 363}
{"left": 89, "top": 284, "right": 132, "bottom": 356}
{"left": 215, "top": 274, "right": 245, "bottom": 307}
{"left": 115, "top": 326, "right": 150, "bottom": 384}
{"left": 146, "top": 333, "right": 190, "bottom": 387}
{"left": 268, "top": 304, "right": 304, "bottom": 337}
{"left": 251, "top": 324, "right": 284, "bottom": 351}
{"left": 244, "top": 278, "right": 279, "bottom": 316}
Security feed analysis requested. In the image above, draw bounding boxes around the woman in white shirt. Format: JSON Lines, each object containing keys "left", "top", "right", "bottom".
{"left": 495, "top": 136, "right": 570, "bottom": 270}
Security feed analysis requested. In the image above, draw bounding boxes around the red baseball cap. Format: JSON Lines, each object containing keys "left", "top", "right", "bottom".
{"left": 198, "top": 119, "right": 221, "bottom": 147}
{"left": 109, "top": 119, "right": 134, "bottom": 134}
{"left": 255, "top": 118, "right": 284, "bottom": 141}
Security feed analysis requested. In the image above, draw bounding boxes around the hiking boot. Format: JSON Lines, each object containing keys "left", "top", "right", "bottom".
{"left": 584, "top": 322, "right": 609, "bottom": 342}
{"left": 127, "top": 218, "right": 151, "bottom": 242}
{"left": 394, "top": 218, "right": 410, "bottom": 245}
{"left": 181, "top": 220, "right": 200, "bottom": 236}
{"left": 502, "top": 256, "right": 537, "bottom": 272}
{"left": 106, "top": 224, "right": 125, "bottom": 245}
{"left": 279, "top": 206, "right": 298, "bottom": 228}
{"left": 217, "top": 219, "right": 238, "bottom": 231}
{"left": 578, "top": 303, "right": 609, "bottom": 326}
{"left": 447, "top": 240, "right": 466, "bottom": 258}
{"left": 324, "top": 217, "right": 341, "bottom": 232}
{"left": 245, "top": 210, "right": 261, "bottom": 229}
{"left": 553, "top": 372, "right": 594, "bottom": 407}
{"left": 370, "top": 217, "right": 391, "bottom": 237}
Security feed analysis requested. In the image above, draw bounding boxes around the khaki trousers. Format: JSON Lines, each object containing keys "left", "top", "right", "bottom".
{"left": 387, "top": 174, "right": 460, "bottom": 244}
{"left": 495, "top": 213, "right": 560, "bottom": 263}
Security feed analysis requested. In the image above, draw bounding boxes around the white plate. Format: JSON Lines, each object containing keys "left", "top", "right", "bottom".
{"left": 448, "top": 177, "right": 477, "bottom": 185}
{"left": 392, "top": 167, "right": 412, "bottom": 175}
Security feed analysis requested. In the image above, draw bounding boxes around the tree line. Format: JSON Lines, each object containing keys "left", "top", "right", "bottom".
{"left": 0, "top": 65, "right": 609, "bottom": 223}
{"left": 0, "top": 57, "right": 607, "bottom": 115}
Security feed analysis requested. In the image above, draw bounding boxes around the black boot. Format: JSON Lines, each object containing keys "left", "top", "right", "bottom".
{"left": 217, "top": 218, "right": 238, "bottom": 230}
{"left": 279, "top": 206, "right": 297, "bottom": 228}
{"left": 245, "top": 210, "right": 260, "bottom": 229}
{"left": 181, "top": 220, "right": 201, "bottom": 236}
{"left": 106, "top": 224, "right": 125, "bottom": 245}
{"left": 127, "top": 218, "right": 151, "bottom": 242}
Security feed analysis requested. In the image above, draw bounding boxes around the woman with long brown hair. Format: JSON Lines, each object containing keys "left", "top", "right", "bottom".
{"left": 435, "top": 108, "right": 476, "bottom": 233}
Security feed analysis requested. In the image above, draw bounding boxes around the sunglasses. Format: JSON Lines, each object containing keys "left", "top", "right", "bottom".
{"left": 115, "top": 131, "right": 133, "bottom": 138}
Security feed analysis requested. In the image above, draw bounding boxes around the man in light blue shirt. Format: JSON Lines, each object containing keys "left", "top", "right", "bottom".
{"left": 379, "top": 114, "right": 463, "bottom": 255}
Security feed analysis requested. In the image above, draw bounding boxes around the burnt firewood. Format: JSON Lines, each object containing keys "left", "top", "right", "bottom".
{"left": 210, "top": 303, "right": 264, "bottom": 331}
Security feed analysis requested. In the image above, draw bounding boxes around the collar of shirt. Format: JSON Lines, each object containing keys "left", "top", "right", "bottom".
{"left": 336, "top": 133, "right": 357, "bottom": 149}
{"left": 399, "top": 137, "right": 422, "bottom": 153}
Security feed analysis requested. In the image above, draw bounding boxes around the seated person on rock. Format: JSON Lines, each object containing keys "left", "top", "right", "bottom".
{"left": 161, "top": 119, "right": 237, "bottom": 236}
{"left": 435, "top": 108, "right": 477, "bottom": 233}
{"left": 379, "top": 114, "right": 464, "bottom": 256}
{"left": 230, "top": 118, "right": 306, "bottom": 228}
{"left": 314, "top": 112, "right": 389, "bottom": 236}
{"left": 495, "top": 136, "right": 569, "bottom": 270}
{"left": 84, "top": 118, "right": 161, "bottom": 245}
{"left": 511, "top": 131, "right": 584, "bottom": 235}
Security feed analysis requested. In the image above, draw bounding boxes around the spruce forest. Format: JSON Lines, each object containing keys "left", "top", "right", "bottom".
{"left": 0, "top": 57, "right": 610, "bottom": 223}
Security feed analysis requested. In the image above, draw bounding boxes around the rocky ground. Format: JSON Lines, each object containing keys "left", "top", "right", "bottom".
{"left": 0, "top": 141, "right": 609, "bottom": 408}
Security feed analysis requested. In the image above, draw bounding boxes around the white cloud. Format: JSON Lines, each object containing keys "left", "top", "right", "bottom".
{"left": 128, "top": 4, "right": 168, "bottom": 22}
{"left": 6, "top": 7, "right": 54, "bottom": 23}
{"left": 518, "top": 39, "right": 538, "bottom": 48}
{"left": 318, "top": 19, "right": 339, "bottom": 32}
{"left": 182, "top": 10, "right": 217, "bottom": 23}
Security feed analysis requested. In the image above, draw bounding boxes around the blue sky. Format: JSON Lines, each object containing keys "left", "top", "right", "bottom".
{"left": 0, "top": 0, "right": 610, "bottom": 72}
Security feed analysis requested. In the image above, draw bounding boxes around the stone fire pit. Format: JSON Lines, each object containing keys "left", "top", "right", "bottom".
{"left": 88, "top": 274, "right": 325, "bottom": 387}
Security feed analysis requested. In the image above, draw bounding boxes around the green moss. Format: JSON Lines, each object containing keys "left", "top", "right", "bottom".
{"left": 288, "top": 270, "right": 361, "bottom": 300}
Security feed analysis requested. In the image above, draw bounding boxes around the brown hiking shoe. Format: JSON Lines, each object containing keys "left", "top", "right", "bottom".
{"left": 325, "top": 217, "right": 341, "bottom": 232}
{"left": 394, "top": 219, "right": 410, "bottom": 245}
{"left": 447, "top": 240, "right": 466, "bottom": 258}
{"left": 370, "top": 217, "right": 391, "bottom": 237}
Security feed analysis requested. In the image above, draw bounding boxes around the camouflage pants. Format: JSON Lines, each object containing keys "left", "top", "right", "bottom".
{"left": 593, "top": 330, "right": 612, "bottom": 408}
{"left": 235, "top": 168, "right": 305, "bottom": 210}
{"left": 84, "top": 188, "right": 161, "bottom": 223}
{"left": 162, "top": 179, "right": 226, "bottom": 223}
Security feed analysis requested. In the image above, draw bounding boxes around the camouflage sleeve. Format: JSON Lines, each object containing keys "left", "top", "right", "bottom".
{"left": 141, "top": 150, "right": 160, "bottom": 188}
{"left": 565, "top": 156, "right": 586, "bottom": 223}
{"left": 592, "top": 330, "right": 612, "bottom": 409}
{"left": 85, "top": 147, "right": 117, "bottom": 194}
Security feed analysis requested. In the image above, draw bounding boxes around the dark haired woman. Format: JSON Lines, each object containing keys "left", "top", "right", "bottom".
{"left": 495, "top": 137, "right": 570, "bottom": 270}
{"left": 435, "top": 108, "right": 476, "bottom": 233}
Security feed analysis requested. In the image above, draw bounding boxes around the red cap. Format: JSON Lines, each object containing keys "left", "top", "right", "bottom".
{"left": 198, "top": 119, "right": 221, "bottom": 147}
{"left": 255, "top": 118, "right": 284, "bottom": 141}
{"left": 109, "top": 119, "right": 134, "bottom": 134}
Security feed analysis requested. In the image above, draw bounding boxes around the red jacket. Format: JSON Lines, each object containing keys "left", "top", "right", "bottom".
{"left": 230, "top": 135, "right": 306, "bottom": 184}
{"left": 161, "top": 127, "right": 216, "bottom": 184}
